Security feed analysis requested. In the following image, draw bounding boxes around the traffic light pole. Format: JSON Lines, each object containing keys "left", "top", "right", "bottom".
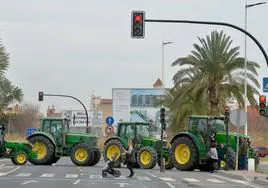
{"left": 145, "top": 19, "right": 268, "bottom": 67}
{"left": 42, "top": 93, "right": 90, "bottom": 133}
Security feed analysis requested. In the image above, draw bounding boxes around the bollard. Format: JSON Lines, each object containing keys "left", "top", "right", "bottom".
{"left": 248, "top": 158, "right": 255, "bottom": 171}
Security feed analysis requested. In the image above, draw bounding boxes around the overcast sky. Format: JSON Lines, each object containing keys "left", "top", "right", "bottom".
{"left": 1, "top": 0, "right": 268, "bottom": 114}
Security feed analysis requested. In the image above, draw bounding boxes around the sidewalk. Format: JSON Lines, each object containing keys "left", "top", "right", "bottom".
{"left": 219, "top": 170, "right": 268, "bottom": 186}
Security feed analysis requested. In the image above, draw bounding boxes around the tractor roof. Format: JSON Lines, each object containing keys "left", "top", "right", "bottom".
{"left": 40, "top": 116, "right": 70, "bottom": 121}
{"left": 189, "top": 115, "right": 225, "bottom": 119}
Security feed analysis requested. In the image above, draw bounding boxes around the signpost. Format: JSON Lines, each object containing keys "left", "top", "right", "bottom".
{"left": 263, "top": 77, "right": 268, "bottom": 92}
{"left": 26, "top": 128, "right": 37, "bottom": 137}
{"left": 230, "top": 108, "right": 247, "bottom": 170}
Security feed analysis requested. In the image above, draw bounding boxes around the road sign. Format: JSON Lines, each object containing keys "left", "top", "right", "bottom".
{"left": 27, "top": 128, "right": 37, "bottom": 136}
{"left": 263, "top": 77, "right": 268, "bottom": 92}
{"left": 106, "top": 116, "right": 114, "bottom": 125}
{"left": 105, "top": 126, "right": 114, "bottom": 134}
{"left": 230, "top": 109, "right": 247, "bottom": 127}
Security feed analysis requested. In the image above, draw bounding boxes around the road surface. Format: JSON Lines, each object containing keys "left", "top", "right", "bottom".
{"left": 0, "top": 158, "right": 266, "bottom": 188}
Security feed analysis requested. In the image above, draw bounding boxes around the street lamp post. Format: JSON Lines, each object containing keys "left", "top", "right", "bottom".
{"left": 244, "top": 0, "right": 266, "bottom": 136}
{"left": 162, "top": 40, "right": 173, "bottom": 87}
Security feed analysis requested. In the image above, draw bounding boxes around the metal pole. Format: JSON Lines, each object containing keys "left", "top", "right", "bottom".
{"left": 162, "top": 40, "right": 164, "bottom": 87}
{"left": 145, "top": 19, "right": 268, "bottom": 67}
{"left": 43, "top": 94, "right": 90, "bottom": 133}
{"left": 244, "top": 0, "right": 248, "bottom": 136}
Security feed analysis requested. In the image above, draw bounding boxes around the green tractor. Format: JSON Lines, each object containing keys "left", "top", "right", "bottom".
{"left": 103, "top": 122, "right": 173, "bottom": 169}
{"left": 170, "top": 115, "right": 259, "bottom": 171}
{"left": 0, "top": 124, "right": 37, "bottom": 165}
{"left": 26, "top": 117, "right": 101, "bottom": 166}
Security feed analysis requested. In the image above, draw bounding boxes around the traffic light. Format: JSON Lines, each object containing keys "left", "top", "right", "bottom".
{"left": 38, "top": 91, "right": 43, "bottom": 101}
{"left": 131, "top": 11, "right": 145, "bottom": 38}
{"left": 259, "top": 95, "right": 266, "bottom": 115}
{"left": 224, "top": 106, "right": 230, "bottom": 117}
{"left": 160, "top": 107, "right": 166, "bottom": 130}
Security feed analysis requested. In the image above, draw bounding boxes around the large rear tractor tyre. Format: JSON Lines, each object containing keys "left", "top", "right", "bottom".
{"left": 11, "top": 152, "right": 28, "bottom": 165}
{"left": 28, "top": 135, "right": 55, "bottom": 165}
{"left": 170, "top": 136, "right": 198, "bottom": 171}
{"left": 137, "top": 146, "right": 158, "bottom": 169}
{"left": 87, "top": 150, "right": 101, "bottom": 166}
{"left": 225, "top": 147, "right": 236, "bottom": 170}
{"left": 103, "top": 139, "right": 124, "bottom": 168}
{"left": 49, "top": 156, "right": 61, "bottom": 165}
{"left": 70, "top": 143, "right": 93, "bottom": 166}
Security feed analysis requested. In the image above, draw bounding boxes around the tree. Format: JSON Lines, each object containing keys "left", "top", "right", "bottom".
{"left": 166, "top": 30, "right": 260, "bottom": 131}
{"left": 0, "top": 40, "right": 23, "bottom": 112}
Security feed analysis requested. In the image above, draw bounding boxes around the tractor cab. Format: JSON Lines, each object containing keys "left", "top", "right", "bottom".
{"left": 40, "top": 117, "right": 70, "bottom": 146}
{"left": 117, "top": 122, "right": 152, "bottom": 144}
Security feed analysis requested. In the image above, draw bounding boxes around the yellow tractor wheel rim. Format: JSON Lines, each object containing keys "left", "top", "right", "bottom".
{"left": 32, "top": 142, "right": 47, "bottom": 160}
{"left": 16, "top": 153, "right": 26, "bottom": 164}
{"left": 175, "top": 144, "right": 190, "bottom": 165}
{"left": 107, "top": 145, "right": 120, "bottom": 161}
{"left": 75, "top": 148, "right": 88, "bottom": 162}
{"left": 140, "top": 150, "right": 152, "bottom": 166}
{"left": 220, "top": 160, "right": 226, "bottom": 168}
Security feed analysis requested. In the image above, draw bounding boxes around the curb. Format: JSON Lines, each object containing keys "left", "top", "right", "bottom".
{"left": 218, "top": 171, "right": 268, "bottom": 186}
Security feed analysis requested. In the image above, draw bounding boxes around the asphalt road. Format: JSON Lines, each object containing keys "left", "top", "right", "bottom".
{"left": 259, "top": 162, "right": 268, "bottom": 173}
{"left": 0, "top": 158, "right": 266, "bottom": 188}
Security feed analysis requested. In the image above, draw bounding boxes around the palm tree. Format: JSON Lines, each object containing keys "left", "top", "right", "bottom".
{"left": 170, "top": 30, "right": 260, "bottom": 117}
{"left": 0, "top": 40, "right": 23, "bottom": 113}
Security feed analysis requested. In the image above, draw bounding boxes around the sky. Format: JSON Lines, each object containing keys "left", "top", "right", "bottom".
{"left": 0, "top": 0, "right": 268, "bottom": 114}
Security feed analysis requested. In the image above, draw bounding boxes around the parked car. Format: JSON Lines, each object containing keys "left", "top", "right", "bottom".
{"left": 254, "top": 147, "right": 268, "bottom": 158}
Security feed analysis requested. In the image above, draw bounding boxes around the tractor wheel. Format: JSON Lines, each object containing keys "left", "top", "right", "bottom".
{"left": 87, "top": 150, "right": 101, "bottom": 166}
{"left": 103, "top": 139, "right": 124, "bottom": 167}
{"left": 50, "top": 156, "right": 61, "bottom": 165}
{"left": 137, "top": 146, "right": 158, "bottom": 169}
{"left": 225, "top": 147, "right": 236, "bottom": 170}
{"left": 158, "top": 154, "right": 174, "bottom": 170}
{"left": 11, "top": 152, "right": 28, "bottom": 165}
{"left": 170, "top": 136, "right": 198, "bottom": 171}
{"left": 70, "top": 143, "right": 93, "bottom": 166}
{"left": 28, "top": 135, "right": 55, "bottom": 165}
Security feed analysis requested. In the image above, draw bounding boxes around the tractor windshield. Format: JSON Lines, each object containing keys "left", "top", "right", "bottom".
{"left": 210, "top": 119, "right": 225, "bottom": 132}
{"left": 136, "top": 124, "right": 150, "bottom": 137}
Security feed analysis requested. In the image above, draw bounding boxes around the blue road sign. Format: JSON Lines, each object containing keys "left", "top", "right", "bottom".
{"left": 27, "top": 128, "right": 37, "bottom": 136}
{"left": 106, "top": 116, "right": 114, "bottom": 125}
{"left": 263, "top": 77, "right": 268, "bottom": 92}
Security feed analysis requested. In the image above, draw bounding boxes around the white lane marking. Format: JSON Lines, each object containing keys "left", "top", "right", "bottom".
{"left": 136, "top": 176, "right": 151, "bottom": 181}
{"left": 114, "top": 183, "right": 130, "bottom": 187}
{"left": 183, "top": 178, "right": 200, "bottom": 183}
{"left": 159, "top": 177, "right": 176, "bottom": 182}
{"left": 166, "top": 182, "right": 176, "bottom": 188}
{"left": 16, "top": 173, "right": 32, "bottom": 177}
{"left": 89, "top": 174, "right": 103, "bottom": 179}
{"left": 80, "top": 173, "right": 84, "bottom": 175}
{"left": 211, "top": 174, "right": 260, "bottom": 188}
{"left": 207, "top": 179, "right": 225, "bottom": 183}
{"left": 40, "top": 173, "right": 55, "bottom": 178}
{"left": 65, "top": 174, "right": 78, "bottom": 178}
{"left": 145, "top": 172, "right": 157, "bottom": 178}
{"left": 0, "top": 166, "right": 20, "bottom": 176}
{"left": 114, "top": 176, "right": 127, "bottom": 180}
{"left": 20, "top": 180, "right": 38, "bottom": 185}
{"left": 73, "top": 179, "right": 80, "bottom": 184}
{"left": 0, "top": 164, "right": 5, "bottom": 168}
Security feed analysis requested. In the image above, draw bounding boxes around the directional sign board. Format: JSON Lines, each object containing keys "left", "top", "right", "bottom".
{"left": 263, "top": 77, "right": 268, "bottom": 92}
{"left": 230, "top": 109, "right": 247, "bottom": 127}
{"left": 106, "top": 116, "right": 114, "bottom": 125}
{"left": 27, "top": 128, "right": 37, "bottom": 136}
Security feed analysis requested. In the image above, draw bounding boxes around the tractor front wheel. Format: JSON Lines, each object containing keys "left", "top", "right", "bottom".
{"left": 225, "top": 147, "right": 236, "bottom": 170}
{"left": 170, "top": 136, "right": 198, "bottom": 171}
{"left": 70, "top": 143, "right": 93, "bottom": 166}
{"left": 11, "top": 152, "right": 28, "bottom": 165}
{"left": 137, "top": 146, "right": 158, "bottom": 169}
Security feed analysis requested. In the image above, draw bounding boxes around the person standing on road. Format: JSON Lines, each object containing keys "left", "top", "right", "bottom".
{"left": 208, "top": 142, "right": 219, "bottom": 173}
{"left": 123, "top": 139, "right": 136, "bottom": 178}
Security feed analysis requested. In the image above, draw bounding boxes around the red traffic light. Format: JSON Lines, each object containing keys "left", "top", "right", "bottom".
{"left": 135, "top": 15, "right": 142, "bottom": 22}
{"left": 259, "top": 95, "right": 266, "bottom": 102}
